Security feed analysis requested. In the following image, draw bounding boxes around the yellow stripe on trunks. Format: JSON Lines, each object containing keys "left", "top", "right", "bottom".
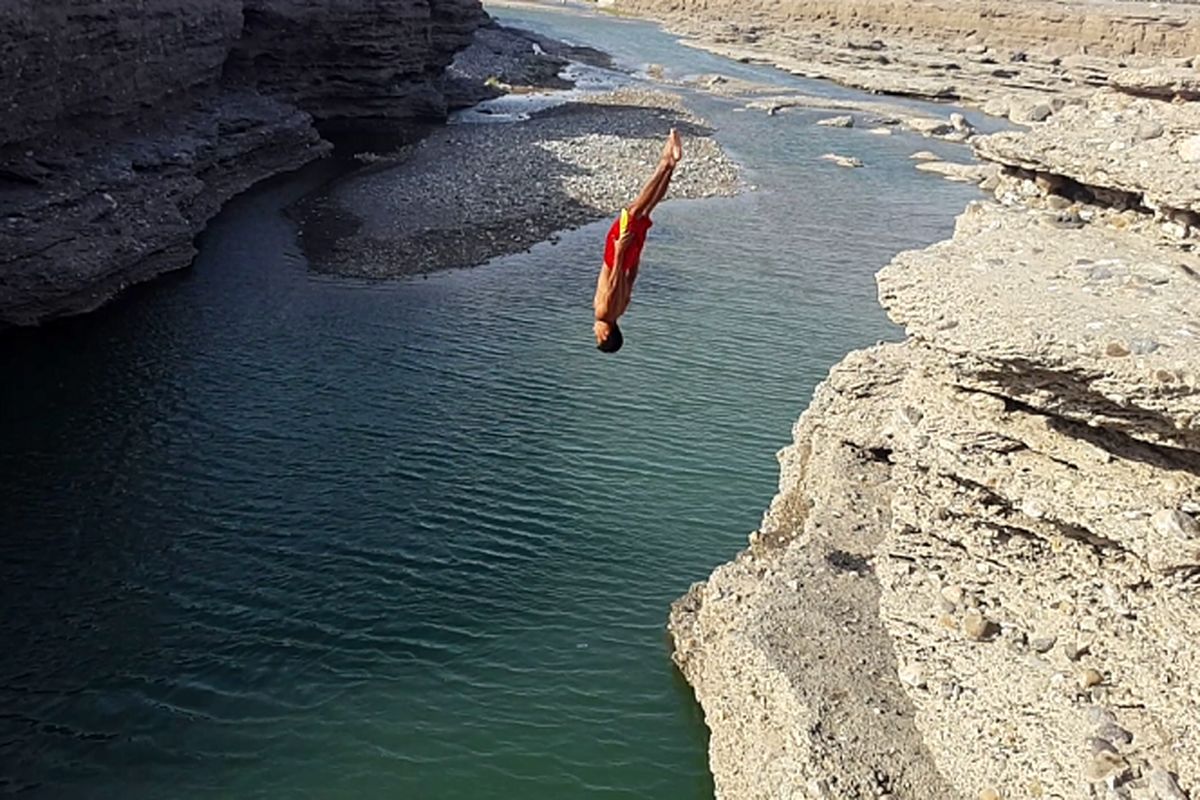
{"left": 620, "top": 208, "right": 630, "bottom": 238}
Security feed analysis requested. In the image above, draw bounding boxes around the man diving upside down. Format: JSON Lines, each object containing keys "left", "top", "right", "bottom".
{"left": 593, "top": 128, "right": 683, "bottom": 354}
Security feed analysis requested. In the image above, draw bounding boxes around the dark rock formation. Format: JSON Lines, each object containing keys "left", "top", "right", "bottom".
{"left": 0, "top": 1, "right": 243, "bottom": 146}
{"left": 0, "top": 0, "right": 485, "bottom": 327}
{"left": 227, "top": 0, "right": 482, "bottom": 122}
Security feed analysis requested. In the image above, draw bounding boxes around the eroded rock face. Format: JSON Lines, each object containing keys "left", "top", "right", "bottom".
{"left": 0, "top": 93, "right": 329, "bottom": 326}
{"left": 0, "top": 1, "right": 243, "bottom": 145}
{"left": 671, "top": 85, "right": 1200, "bottom": 800}
{"left": 0, "top": 0, "right": 485, "bottom": 327}
{"left": 1112, "top": 66, "right": 1200, "bottom": 101}
{"left": 879, "top": 202, "right": 1200, "bottom": 453}
{"left": 228, "top": 0, "right": 484, "bottom": 121}
{"left": 975, "top": 90, "right": 1200, "bottom": 219}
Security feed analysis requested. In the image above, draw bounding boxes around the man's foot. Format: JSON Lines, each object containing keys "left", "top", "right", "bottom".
{"left": 661, "top": 128, "right": 683, "bottom": 166}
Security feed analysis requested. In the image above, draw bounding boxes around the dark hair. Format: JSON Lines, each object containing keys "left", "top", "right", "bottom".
{"left": 597, "top": 323, "right": 624, "bottom": 354}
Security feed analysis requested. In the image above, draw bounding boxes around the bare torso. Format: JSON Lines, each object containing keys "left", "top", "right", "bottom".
{"left": 593, "top": 259, "right": 637, "bottom": 325}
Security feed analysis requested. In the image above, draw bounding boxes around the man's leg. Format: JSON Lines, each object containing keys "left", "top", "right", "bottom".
{"left": 628, "top": 129, "right": 682, "bottom": 219}
{"left": 627, "top": 158, "right": 674, "bottom": 220}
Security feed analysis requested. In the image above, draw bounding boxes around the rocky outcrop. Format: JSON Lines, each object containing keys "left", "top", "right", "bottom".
{"left": 975, "top": 90, "right": 1200, "bottom": 231}
{"left": 226, "top": 0, "right": 482, "bottom": 122}
{"left": 670, "top": 78, "right": 1200, "bottom": 800}
{"left": 614, "top": 0, "right": 1200, "bottom": 59}
{"left": 0, "top": 2, "right": 243, "bottom": 146}
{"left": 610, "top": 0, "right": 1200, "bottom": 114}
{"left": 0, "top": 0, "right": 485, "bottom": 327}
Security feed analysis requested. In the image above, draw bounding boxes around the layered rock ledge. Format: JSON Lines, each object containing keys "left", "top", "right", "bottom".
{"left": 668, "top": 44, "right": 1200, "bottom": 800}
{"left": 0, "top": 0, "right": 485, "bottom": 328}
{"left": 607, "top": 0, "right": 1200, "bottom": 122}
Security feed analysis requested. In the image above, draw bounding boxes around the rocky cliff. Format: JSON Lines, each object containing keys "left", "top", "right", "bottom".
{"left": 668, "top": 48, "right": 1200, "bottom": 800}
{"left": 0, "top": 0, "right": 485, "bottom": 327}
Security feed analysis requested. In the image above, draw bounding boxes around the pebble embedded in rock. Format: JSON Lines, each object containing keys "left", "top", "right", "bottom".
{"left": 1079, "top": 668, "right": 1104, "bottom": 689}
{"left": 962, "top": 611, "right": 994, "bottom": 641}
{"left": 940, "top": 584, "right": 965, "bottom": 607}
{"left": 1063, "top": 640, "right": 1091, "bottom": 661}
{"left": 1136, "top": 121, "right": 1165, "bottom": 141}
{"left": 979, "top": 788, "right": 1002, "bottom": 800}
{"left": 1147, "top": 767, "right": 1188, "bottom": 800}
{"left": 1097, "top": 722, "right": 1133, "bottom": 746}
{"left": 1151, "top": 509, "right": 1200, "bottom": 541}
{"left": 1085, "top": 751, "right": 1129, "bottom": 782}
{"left": 1180, "top": 134, "right": 1200, "bottom": 163}
{"left": 1031, "top": 636, "right": 1057, "bottom": 654}
{"left": 899, "top": 663, "right": 926, "bottom": 688}
{"left": 1045, "top": 194, "right": 1072, "bottom": 210}
{"left": 1105, "top": 341, "right": 1131, "bottom": 357}
{"left": 1010, "top": 101, "right": 1052, "bottom": 123}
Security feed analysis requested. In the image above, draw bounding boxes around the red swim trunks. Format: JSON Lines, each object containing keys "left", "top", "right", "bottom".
{"left": 603, "top": 208, "right": 653, "bottom": 272}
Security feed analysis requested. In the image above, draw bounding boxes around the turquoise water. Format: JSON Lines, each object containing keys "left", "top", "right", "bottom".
{"left": 0, "top": 6, "right": 981, "bottom": 798}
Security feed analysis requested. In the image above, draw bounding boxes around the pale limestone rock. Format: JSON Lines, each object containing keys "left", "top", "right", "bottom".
{"left": 816, "top": 114, "right": 855, "bottom": 127}
{"left": 821, "top": 153, "right": 864, "bottom": 168}
{"left": 915, "top": 160, "right": 998, "bottom": 184}
{"left": 1008, "top": 99, "right": 1052, "bottom": 123}
{"left": 1112, "top": 66, "right": 1200, "bottom": 101}
{"left": 669, "top": 89, "right": 1200, "bottom": 800}
{"left": 1181, "top": 135, "right": 1200, "bottom": 165}
{"left": 975, "top": 90, "right": 1200, "bottom": 215}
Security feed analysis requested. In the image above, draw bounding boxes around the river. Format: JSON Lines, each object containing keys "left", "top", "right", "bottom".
{"left": 0, "top": 4, "right": 983, "bottom": 797}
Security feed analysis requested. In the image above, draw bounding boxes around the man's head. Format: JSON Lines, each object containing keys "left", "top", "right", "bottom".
{"left": 594, "top": 320, "right": 624, "bottom": 354}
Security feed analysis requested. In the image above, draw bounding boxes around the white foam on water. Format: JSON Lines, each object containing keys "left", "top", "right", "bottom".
{"left": 451, "top": 61, "right": 631, "bottom": 124}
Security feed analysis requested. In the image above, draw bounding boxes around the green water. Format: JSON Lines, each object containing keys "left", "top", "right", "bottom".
{"left": 0, "top": 5, "right": 984, "bottom": 798}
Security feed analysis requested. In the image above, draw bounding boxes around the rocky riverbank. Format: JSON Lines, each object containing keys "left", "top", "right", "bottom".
{"left": 295, "top": 84, "right": 739, "bottom": 277}
{"left": 606, "top": 0, "right": 1199, "bottom": 125}
{"left": 576, "top": 2, "right": 1200, "bottom": 799}
{"left": 0, "top": 0, "right": 485, "bottom": 328}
